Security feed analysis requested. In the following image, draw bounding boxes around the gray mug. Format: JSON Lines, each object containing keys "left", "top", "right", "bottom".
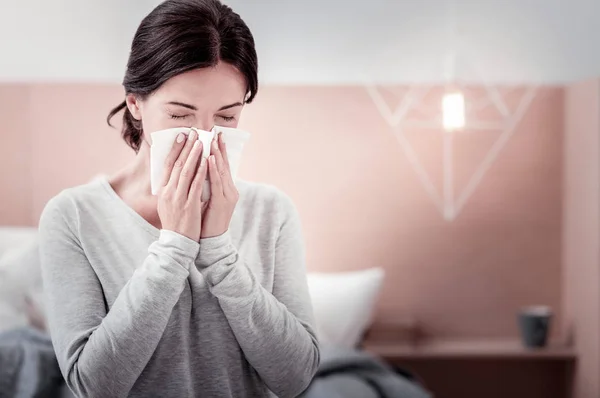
{"left": 518, "top": 306, "right": 552, "bottom": 348}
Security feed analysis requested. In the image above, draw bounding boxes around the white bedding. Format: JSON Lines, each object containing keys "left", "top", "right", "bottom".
{"left": 0, "top": 227, "right": 42, "bottom": 333}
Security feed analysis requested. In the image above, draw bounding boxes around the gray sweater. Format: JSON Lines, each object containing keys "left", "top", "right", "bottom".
{"left": 39, "top": 177, "right": 320, "bottom": 398}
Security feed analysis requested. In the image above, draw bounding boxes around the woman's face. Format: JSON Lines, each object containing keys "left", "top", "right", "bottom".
{"left": 126, "top": 61, "right": 247, "bottom": 146}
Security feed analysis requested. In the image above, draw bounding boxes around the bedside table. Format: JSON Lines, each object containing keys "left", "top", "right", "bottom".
{"left": 363, "top": 339, "right": 576, "bottom": 398}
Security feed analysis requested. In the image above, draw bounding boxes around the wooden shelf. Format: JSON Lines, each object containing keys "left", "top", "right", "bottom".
{"left": 363, "top": 339, "right": 577, "bottom": 361}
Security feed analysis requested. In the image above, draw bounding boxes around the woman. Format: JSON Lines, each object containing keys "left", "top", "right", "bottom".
{"left": 38, "top": 0, "right": 320, "bottom": 397}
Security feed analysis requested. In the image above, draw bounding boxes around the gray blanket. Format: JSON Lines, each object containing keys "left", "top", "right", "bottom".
{"left": 0, "top": 327, "right": 65, "bottom": 398}
{"left": 301, "top": 345, "right": 432, "bottom": 398}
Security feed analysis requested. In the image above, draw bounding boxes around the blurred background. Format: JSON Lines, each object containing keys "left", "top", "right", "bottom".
{"left": 1, "top": 0, "right": 599, "bottom": 397}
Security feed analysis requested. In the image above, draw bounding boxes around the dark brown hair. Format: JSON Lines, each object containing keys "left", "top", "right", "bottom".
{"left": 107, "top": 0, "right": 258, "bottom": 152}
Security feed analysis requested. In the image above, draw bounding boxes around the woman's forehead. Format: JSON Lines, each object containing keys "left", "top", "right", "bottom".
{"left": 155, "top": 63, "right": 246, "bottom": 105}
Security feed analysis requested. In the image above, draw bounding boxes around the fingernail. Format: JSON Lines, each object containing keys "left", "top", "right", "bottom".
{"left": 188, "top": 130, "right": 196, "bottom": 140}
{"left": 176, "top": 134, "right": 185, "bottom": 143}
{"left": 200, "top": 157, "right": 207, "bottom": 167}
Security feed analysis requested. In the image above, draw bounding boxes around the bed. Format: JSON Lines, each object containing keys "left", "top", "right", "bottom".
{"left": 0, "top": 227, "right": 430, "bottom": 398}
{"left": 0, "top": 227, "right": 74, "bottom": 398}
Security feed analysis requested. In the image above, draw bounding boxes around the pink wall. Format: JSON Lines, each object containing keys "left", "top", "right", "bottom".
{"left": 563, "top": 79, "right": 600, "bottom": 398}
{"left": 0, "top": 85, "right": 33, "bottom": 224}
{"left": 244, "top": 86, "right": 563, "bottom": 339}
{"left": 28, "top": 85, "right": 134, "bottom": 219}
{"left": 0, "top": 84, "right": 563, "bottom": 340}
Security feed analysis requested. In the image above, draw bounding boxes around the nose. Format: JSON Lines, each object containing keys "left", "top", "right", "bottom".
{"left": 196, "top": 118, "right": 214, "bottom": 132}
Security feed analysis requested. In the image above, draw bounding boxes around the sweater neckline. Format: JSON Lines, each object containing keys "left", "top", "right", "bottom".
{"left": 96, "top": 176, "right": 161, "bottom": 238}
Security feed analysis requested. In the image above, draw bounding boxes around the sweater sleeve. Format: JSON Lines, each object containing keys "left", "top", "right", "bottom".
{"left": 39, "top": 195, "right": 199, "bottom": 398}
{"left": 195, "top": 193, "right": 320, "bottom": 398}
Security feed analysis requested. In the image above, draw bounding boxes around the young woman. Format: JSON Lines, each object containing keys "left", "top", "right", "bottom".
{"left": 39, "top": 1, "right": 320, "bottom": 397}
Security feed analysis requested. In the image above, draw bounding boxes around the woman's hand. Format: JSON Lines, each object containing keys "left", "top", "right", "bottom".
{"left": 157, "top": 130, "right": 208, "bottom": 241}
{"left": 200, "top": 133, "right": 239, "bottom": 239}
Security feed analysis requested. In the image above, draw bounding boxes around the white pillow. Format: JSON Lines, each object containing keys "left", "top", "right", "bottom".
{"left": 0, "top": 267, "right": 29, "bottom": 333}
{"left": 307, "top": 268, "right": 385, "bottom": 348}
{"left": 0, "top": 233, "right": 43, "bottom": 333}
{"left": 0, "top": 227, "right": 38, "bottom": 259}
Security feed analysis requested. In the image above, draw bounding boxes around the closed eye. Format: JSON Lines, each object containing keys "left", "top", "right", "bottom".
{"left": 169, "top": 113, "right": 189, "bottom": 120}
{"left": 219, "top": 115, "right": 236, "bottom": 122}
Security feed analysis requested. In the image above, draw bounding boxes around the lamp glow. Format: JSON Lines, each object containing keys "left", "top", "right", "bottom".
{"left": 442, "top": 92, "right": 465, "bottom": 131}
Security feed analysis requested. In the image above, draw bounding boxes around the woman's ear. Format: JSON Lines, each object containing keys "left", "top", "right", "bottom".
{"left": 125, "top": 94, "right": 143, "bottom": 120}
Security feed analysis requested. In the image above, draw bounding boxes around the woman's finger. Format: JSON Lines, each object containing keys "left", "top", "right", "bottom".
{"left": 160, "top": 133, "right": 186, "bottom": 188}
{"left": 211, "top": 137, "right": 227, "bottom": 176}
{"left": 167, "top": 130, "right": 197, "bottom": 189}
{"left": 213, "top": 135, "right": 236, "bottom": 195}
{"left": 207, "top": 155, "right": 224, "bottom": 198}
{"left": 189, "top": 157, "right": 208, "bottom": 203}
{"left": 178, "top": 140, "right": 203, "bottom": 196}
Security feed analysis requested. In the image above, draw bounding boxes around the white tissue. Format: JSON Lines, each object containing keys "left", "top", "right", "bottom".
{"left": 150, "top": 126, "right": 250, "bottom": 201}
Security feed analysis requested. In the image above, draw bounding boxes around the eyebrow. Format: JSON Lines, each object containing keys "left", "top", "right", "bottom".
{"left": 166, "top": 101, "right": 243, "bottom": 111}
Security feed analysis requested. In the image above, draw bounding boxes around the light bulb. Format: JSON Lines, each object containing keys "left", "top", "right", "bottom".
{"left": 442, "top": 92, "right": 465, "bottom": 131}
